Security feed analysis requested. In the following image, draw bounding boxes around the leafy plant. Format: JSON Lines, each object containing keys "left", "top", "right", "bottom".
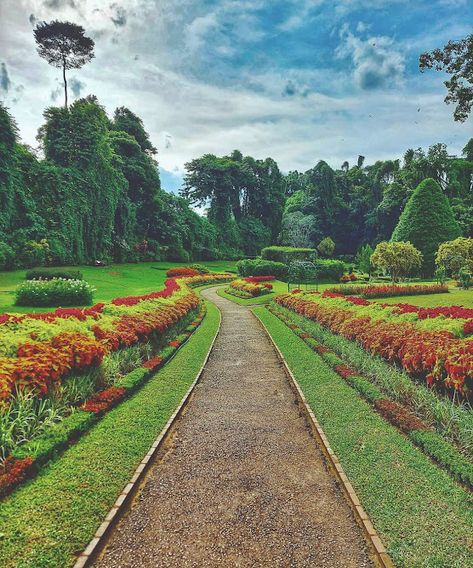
{"left": 15, "top": 278, "right": 95, "bottom": 307}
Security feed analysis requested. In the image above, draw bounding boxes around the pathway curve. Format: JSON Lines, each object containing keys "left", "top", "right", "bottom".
{"left": 95, "top": 288, "right": 372, "bottom": 568}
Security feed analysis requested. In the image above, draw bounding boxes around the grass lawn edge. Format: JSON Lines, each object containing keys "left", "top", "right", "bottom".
{"left": 252, "top": 306, "right": 473, "bottom": 568}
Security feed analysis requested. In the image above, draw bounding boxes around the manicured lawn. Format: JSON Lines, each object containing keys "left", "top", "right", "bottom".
{"left": 254, "top": 307, "right": 473, "bottom": 568}
{"left": 0, "top": 299, "right": 220, "bottom": 568}
{"left": 378, "top": 286, "right": 473, "bottom": 308}
{"left": 0, "top": 260, "right": 237, "bottom": 314}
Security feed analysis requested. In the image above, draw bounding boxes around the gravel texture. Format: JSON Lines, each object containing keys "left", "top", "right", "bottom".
{"left": 94, "top": 288, "right": 373, "bottom": 568}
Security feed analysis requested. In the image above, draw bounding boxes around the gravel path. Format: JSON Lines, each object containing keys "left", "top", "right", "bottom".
{"left": 94, "top": 288, "right": 373, "bottom": 568}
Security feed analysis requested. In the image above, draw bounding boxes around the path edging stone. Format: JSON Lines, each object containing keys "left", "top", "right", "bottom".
{"left": 253, "top": 308, "right": 395, "bottom": 568}
{"left": 73, "top": 303, "right": 222, "bottom": 568}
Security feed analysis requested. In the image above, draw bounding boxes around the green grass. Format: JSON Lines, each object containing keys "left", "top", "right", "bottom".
{"left": 0, "top": 260, "right": 237, "bottom": 314}
{"left": 378, "top": 287, "right": 473, "bottom": 308}
{"left": 254, "top": 307, "right": 473, "bottom": 568}
{"left": 0, "top": 300, "right": 220, "bottom": 568}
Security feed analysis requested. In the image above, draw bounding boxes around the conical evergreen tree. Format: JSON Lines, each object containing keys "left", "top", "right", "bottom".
{"left": 391, "top": 177, "right": 461, "bottom": 275}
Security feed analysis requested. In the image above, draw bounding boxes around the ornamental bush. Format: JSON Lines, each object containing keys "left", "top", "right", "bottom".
{"left": 371, "top": 241, "right": 423, "bottom": 282}
{"left": 313, "top": 259, "right": 345, "bottom": 280}
{"left": 236, "top": 259, "right": 288, "bottom": 279}
{"left": 436, "top": 237, "right": 473, "bottom": 277}
{"left": 261, "top": 246, "right": 316, "bottom": 264}
{"left": 25, "top": 268, "right": 83, "bottom": 281}
{"left": 392, "top": 178, "right": 461, "bottom": 275}
{"left": 15, "top": 279, "right": 95, "bottom": 307}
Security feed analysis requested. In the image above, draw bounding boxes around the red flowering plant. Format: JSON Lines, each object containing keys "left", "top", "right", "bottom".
{"left": 275, "top": 291, "right": 473, "bottom": 397}
{"left": 0, "top": 273, "right": 231, "bottom": 403}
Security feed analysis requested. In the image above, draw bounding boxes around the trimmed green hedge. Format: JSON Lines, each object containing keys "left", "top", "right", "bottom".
{"left": 236, "top": 259, "right": 288, "bottom": 279}
{"left": 15, "top": 278, "right": 94, "bottom": 306}
{"left": 314, "top": 259, "right": 345, "bottom": 280}
{"left": 25, "top": 269, "right": 83, "bottom": 281}
{"left": 261, "top": 246, "right": 316, "bottom": 264}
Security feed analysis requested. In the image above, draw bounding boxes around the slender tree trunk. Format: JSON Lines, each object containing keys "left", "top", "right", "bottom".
{"left": 63, "top": 61, "right": 68, "bottom": 109}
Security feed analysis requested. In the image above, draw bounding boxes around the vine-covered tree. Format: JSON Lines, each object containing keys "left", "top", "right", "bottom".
{"left": 34, "top": 20, "right": 95, "bottom": 108}
{"left": 420, "top": 33, "right": 473, "bottom": 122}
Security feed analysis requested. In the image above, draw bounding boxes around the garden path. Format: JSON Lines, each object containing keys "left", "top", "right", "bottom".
{"left": 94, "top": 288, "right": 372, "bottom": 568}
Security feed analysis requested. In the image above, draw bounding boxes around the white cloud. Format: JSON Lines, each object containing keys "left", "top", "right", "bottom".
{"left": 0, "top": 0, "right": 470, "bottom": 179}
{"left": 336, "top": 24, "right": 405, "bottom": 90}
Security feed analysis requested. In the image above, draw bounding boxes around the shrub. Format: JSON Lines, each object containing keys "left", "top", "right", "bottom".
{"left": 288, "top": 261, "right": 318, "bottom": 284}
{"left": 392, "top": 178, "right": 461, "bottom": 275}
{"left": 317, "top": 237, "right": 335, "bottom": 258}
{"left": 313, "top": 259, "right": 345, "bottom": 280}
{"left": 261, "top": 246, "right": 316, "bottom": 264}
{"left": 18, "top": 239, "right": 51, "bottom": 268}
{"left": 166, "top": 267, "right": 199, "bottom": 278}
{"left": 371, "top": 241, "right": 423, "bottom": 281}
{"left": 15, "top": 278, "right": 95, "bottom": 307}
{"left": 189, "top": 264, "right": 209, "bottom": 274}
{"left": 436, "top": 237, "right": 473, "bottom": 277}
{"left": 25, "top": 268, "right": 83, "bottom": 281}
{"left": 236, "top": 259, "right": 288, "bottom": 279}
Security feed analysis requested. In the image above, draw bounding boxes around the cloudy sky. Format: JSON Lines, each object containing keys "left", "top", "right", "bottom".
{"left": 0, "top": 0, "right": 472, "bottom": 192}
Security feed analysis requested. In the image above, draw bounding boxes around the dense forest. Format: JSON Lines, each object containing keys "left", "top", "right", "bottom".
{"left": 1, "top": 97, "right": 472, "bottom": 270}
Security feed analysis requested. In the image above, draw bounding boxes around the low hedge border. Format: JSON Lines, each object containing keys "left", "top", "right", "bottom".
{"left": 268, "top": 303, "right": 473, "bottom": 489}
{"left": 0, "top": 306, "right": 206, "bottom": 499}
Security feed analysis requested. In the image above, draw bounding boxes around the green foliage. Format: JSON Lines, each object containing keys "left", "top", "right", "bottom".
{"left": 189, "top": 264, "right": 209, "bottom": 274}
{"left": 355, "top": 244, "right": 374, "bottom": 275}
{"left": 371, "top": 241, "right": 423, "bottom": 281}
{"left": 15, "top": 278, "right": 95, "bottom": 306}
{"left": 33, "top": 20, "right": 95, "bottom": 108}
{"left": 436, "top": 237, "right": 473, "bottom": 277}
{"left": 261, "top": 245, "right": 316, "bottom": 263}
{"left": 317, "top": 236, "right": 335, "bottom": 257}
{"left": 288, "top": 261, "right": 317, "bottom": 284}
{"left": 419, "top": 33, "right": 473, "bottom": 122}
{"left": 392, "top": 178, "right": 461, "bottom": 275}
{"left": 0, "top": 241, "right": 15, "bottom": 270}
{"left": 236, "top": 258, "right": 288, "bottom": 279}
{"left": 313, "top": 259, "right": 345, "bottom": 280}
{"left": 458, "top": 266, "right": 472, "bottom": 289}
{"left": 25, "top": 268, "right": 83, "bottom": 280}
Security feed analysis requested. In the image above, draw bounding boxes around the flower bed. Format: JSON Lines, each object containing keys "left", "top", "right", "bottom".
{"left": 0, "top": 273, "right": 232, "bottom": 402}
{"left": 166, "top": 267, "right": 200, "bottom": 278}
{"left": 325, "top": 283, "right": 449, "bottom": 299}
{"left": 267, "top": 303, "right": 473, "bottom": 487}
{"left": 226, "top": 279, "right": 273, "bottom": 299}
{"left": 275, "top": 291, "right": 473, "bottom": 396}
{"left": 0, "top": 272, "right": 233, "bottom": 497}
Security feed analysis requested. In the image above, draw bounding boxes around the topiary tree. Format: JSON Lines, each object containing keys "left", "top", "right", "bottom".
{"left": 317, "top": 236, "right": 335, "bottom": 257}
{"left": 288, "top": 260, "right": 317, "bottom": 287}
{"left": 371, "top": 241, "right": 423, "bottom": 282}
{"left": 436, "top": 237, "right": 473, "bottom": 277}
{"left": 391, "top": 178, "right": 461, "bottom": 275}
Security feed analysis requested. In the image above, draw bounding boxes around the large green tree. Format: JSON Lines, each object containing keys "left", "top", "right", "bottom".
{"left": 391, "top": 178, "right": 461, "bottom": 275}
